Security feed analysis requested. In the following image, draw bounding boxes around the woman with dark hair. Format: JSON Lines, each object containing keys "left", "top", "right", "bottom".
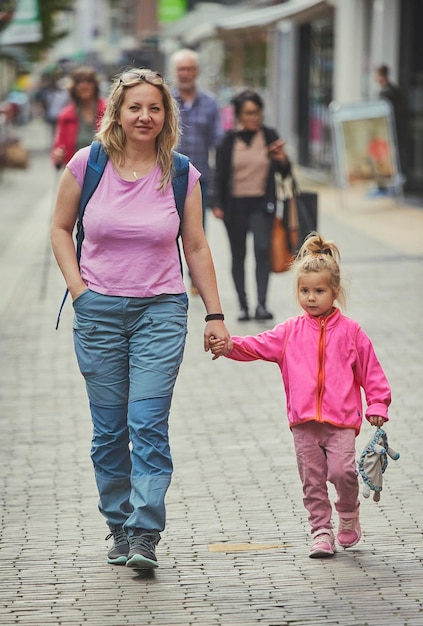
{"left": 51, "top": 66, "right": 107, "bottom": 168}
{"left": 212, "top": 88, "right": 291, "bottom": 321}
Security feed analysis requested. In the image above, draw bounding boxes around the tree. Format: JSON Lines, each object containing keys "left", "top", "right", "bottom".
{"left": 25, "top": 0, "right": 74, "bottom": 61}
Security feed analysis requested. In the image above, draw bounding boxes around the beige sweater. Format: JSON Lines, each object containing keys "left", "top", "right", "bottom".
{"left": 231, "top": 130, "right": 269, "bottom": 198}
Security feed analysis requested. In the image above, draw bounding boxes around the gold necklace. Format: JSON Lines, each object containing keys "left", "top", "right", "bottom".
{"left": 130, "top": 167, "right": 147, "bottom": 180}
{"left": 121, "top": 159, "right": 156, "bottom": 180}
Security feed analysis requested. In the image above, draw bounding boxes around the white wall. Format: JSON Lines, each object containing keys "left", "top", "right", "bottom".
{"left": 370, "top": 0, "right": 400, "bottom": 92}
{"left": 273, "top": 21, "right": 298, "bottom": 159}
{"left": 333, "top": 0, "right": 401, "bottom": 103}
{"left": 333, "top": 0, "right": 367, "bottom": 103}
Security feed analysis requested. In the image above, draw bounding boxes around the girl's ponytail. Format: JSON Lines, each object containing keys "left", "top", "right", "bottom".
{"left": 294, "top": 232, "right": 346, "bottom": 309}
{"left": 296, "top": 231, "right": 340, "bottom": 264}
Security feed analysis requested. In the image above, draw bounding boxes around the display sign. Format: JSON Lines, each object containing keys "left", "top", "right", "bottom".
{"left": 329, "top": 100, "right": 400, "bottom": 189}
{"left": 159, "top": 0, "right": 187, "bottom": 23}
{"left": 0, "top": 0, "right": 41, "bottom": 44}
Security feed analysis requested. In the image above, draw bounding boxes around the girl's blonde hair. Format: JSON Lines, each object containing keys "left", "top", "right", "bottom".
{"left": 294, "top": 231, "right": 346, "bottom": 309}
{"left": 95, "top": 68, "right": 181, "bottom": 190}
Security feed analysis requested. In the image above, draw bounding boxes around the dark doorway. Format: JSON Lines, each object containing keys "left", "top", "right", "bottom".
{"left": 400, "top": 0, "right": 423, "bottom": 194}
{"left": 297, "top": 19, "right": 334, "bottom": 171}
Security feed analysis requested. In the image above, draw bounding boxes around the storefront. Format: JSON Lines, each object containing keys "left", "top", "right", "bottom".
{"left": 163, "top": 0, "right": 421, "bottom": 194}
{"left": 297, "top": 17, "right": 334, "bottom": 171}
{"left": 216, "top": 0, "right": 334, "bottom": 169}
{"left": 400, "top": 0, "right": 423, "bottom": 193}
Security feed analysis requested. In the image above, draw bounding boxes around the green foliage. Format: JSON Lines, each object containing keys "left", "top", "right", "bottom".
{"left": 26, "top": 0, "right": 75, "bottom": 61}
{"left": 0, "top": 0, "right": 17, "bottom": 34}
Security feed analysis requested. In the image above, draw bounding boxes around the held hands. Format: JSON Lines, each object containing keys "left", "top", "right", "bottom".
{"left": 207, "top": 333, "right": 231, "bottom": 360}
{"left": 368, "top": 415, "right": 386, "bottom": 427}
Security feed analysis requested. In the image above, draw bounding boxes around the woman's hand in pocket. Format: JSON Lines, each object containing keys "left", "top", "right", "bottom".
{"left": 71, "top": 282, "right": 89, "bottom": 302}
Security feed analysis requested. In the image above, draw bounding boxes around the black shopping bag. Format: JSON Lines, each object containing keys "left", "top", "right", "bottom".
{"left": 295, "top": 190, "right": 318, "bottom": 248}
{"left": 283, "top": 177, "right": 318, "bottom": 254}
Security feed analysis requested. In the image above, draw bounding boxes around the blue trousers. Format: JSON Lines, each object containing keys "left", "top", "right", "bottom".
{"left": 72, "top": 290, "right": 188, "bottom": 535}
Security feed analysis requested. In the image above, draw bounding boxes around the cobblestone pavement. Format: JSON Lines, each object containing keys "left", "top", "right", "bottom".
{"left": 1, "top": 120, "right": 422, "bottom": 625}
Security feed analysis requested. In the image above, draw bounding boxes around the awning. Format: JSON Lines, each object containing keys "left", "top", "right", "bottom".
{"left": 216, "top": 0, "right": 333, "bottom": 33}
{"left": 162, "top": 2, "right": 239, "bottom": 44}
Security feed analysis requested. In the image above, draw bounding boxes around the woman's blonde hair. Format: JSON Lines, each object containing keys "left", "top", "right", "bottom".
{"left": 294, "top": 231, "right": 346, "bottom": 309}
{"left": 95, "top": 68, "right": 181, "bottom": 190}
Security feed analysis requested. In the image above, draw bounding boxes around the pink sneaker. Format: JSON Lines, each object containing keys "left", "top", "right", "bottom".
{"left": 309, "top": 529, "right": 336, "bottom": 558}
{"left": 337, "top": 515, "right": 361, "bottom": 548}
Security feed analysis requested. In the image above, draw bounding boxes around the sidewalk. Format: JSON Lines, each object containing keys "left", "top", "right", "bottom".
{"left": 0, "top": 119, "right": 422, "bottom": 626}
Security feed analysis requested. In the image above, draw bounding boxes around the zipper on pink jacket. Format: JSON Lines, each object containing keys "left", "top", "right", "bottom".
{"left": 316, "top": 317, "right": 326, "bottom": 420}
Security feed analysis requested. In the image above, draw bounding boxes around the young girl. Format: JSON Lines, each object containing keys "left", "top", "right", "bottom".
{"left": 210, "top": 232, "right": 391, "bottom": 558}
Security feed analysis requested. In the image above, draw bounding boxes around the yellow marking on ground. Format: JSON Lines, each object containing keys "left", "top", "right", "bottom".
{"left": 208, "top": 542, "right": 290, "bottom": 553}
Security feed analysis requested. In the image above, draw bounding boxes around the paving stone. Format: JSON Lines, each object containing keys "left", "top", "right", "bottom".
{"left": 0, "top": 118, "right": 422, "bottom": 626}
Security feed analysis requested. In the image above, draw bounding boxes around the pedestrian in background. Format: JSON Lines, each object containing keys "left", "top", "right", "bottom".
{"left": 51, "top": 66, "right": 107, "bottom": 169}
{"left": 375, "top": 64, "right": 408, "bottom": 186}
{"left": 40, "top": 72, "right": 70, "bottom": 137}
{"left": 210, "top": 232, "right": 391, "bottom": 558}
{"left": 212, "top": 88, "right": 291, "bottom": 322}
{"left": 51, "top": 68, "right": 231, "bottom": 570}
{"left": 170, "top": 48, "right": 223, "bottom": 294}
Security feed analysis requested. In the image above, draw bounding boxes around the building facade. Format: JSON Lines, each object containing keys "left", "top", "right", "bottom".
{"left": 37, "top": 0, "right": 422, "bottom": 194}
{"left": 164, "top": 0, "right": 422, "bottom": 194}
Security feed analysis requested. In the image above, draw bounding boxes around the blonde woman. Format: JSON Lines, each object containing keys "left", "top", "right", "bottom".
{"left": 51, "top": 69, "right": 231, "bottom": 569}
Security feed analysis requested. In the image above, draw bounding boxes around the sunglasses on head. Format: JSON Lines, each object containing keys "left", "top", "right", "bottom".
{"left": 74, "top": 75, "right": 95, "bottom": 84}
{"left": 119, "top": 70, "right": 163, "bottom": 85}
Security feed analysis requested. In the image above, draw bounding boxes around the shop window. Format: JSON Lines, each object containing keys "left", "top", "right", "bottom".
{"left": 308, "top": 21, "right": 333, "bottom": 170}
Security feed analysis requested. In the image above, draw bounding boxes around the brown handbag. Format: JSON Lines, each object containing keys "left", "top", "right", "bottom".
{"left": 270, "top": 173, "right": 298, "bottom": 273}
{"left": 270, "top": 215, "right": 294, "bottom": 273}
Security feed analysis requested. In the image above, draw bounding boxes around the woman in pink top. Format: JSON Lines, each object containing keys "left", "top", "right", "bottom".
{"left": 210, "top": 232, "right": 391, "bottom": 558}
{"left": 51, "top": 68, "right": 232, "bottom": 570}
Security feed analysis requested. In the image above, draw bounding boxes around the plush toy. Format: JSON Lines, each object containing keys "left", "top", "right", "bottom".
{"left": 358, "top": 428, "right": 400, "bottom": 502}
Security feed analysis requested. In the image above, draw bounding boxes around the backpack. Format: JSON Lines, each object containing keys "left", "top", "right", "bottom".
{"left": 56, "top": 141, "right": 190, "bottom": 329}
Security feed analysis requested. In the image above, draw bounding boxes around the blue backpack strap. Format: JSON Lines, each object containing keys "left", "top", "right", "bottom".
{"left": 56, "top": 141, "right": 108, "bottom": 329}
{"left": 172, "top": 151, "right": 190, "bottom": 234}
{"left": 75, "top": 141, "right": 109, "bottom": 265}
{"left": 171, "top": 151, "right": 190, "bottom": 275}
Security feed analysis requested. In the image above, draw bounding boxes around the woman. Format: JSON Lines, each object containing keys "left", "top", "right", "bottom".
{"left": 51, "top": 65, "right": 106, "bottom": 168}
{"left": 50, "top": 68, "right": 231, "bottom": 570}
{"left": 212, "top": 89, "right": 291, "bottom": 321}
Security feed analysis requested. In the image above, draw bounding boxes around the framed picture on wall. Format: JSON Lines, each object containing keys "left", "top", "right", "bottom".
{"left": 329, "top": 100, "right": 401, "bottom": 190}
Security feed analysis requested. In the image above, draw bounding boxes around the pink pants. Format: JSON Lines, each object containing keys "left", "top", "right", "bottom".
{"left": 291, "top": 421, "right": 360, "bottom": 534}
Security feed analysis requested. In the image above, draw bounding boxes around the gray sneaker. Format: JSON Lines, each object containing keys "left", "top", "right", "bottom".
{"left": 105, "top": 526, "right": 129, "bottom": 565}
{"left": 126, "top": 530, "right": 161, "bottom": 569}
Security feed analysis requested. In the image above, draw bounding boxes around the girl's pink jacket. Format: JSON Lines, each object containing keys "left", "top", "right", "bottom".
{"left": 226, "top": 308, "right": 391, "bottom": 435}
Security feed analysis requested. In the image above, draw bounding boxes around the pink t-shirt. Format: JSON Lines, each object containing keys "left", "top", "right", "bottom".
{"left": 67, "top": 146, "right": 200, "bottom": 297}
